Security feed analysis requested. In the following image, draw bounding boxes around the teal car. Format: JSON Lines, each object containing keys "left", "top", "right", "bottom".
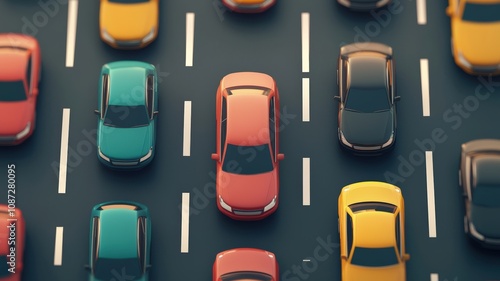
{"left": 86, "top": 201, "right": 152, "bottom": 281}
{"left": 95, "top": 61, "right": 158, "bottom": 169}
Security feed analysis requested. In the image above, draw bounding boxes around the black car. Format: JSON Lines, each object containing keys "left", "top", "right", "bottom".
{"left": 335, "top": 42, "right": 400, "bottom": 154}
{"left": 460, "top": 139, "right": 500, "bottom": 248}
{"left": 337, "top": 0, "right": 391, "bottom": 11}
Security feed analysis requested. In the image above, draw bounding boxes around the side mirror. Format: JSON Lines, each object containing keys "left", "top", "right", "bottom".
{"left": 277, "top": 153, "right": 285, "bottom": 161}
{"left": 32, "top": 88, "right": 39, "bottom": 96}
{"left": 394, "top": 96, "right": 401, "bottom": 102}
{"left": 402, "top": 254, "right": 410, "bottom": 261}
{"left": 146, "top": 264, "right": 152, "bottom": 270}
{"left": 211, "top": 153, "right": 219, "bottom": 160}
{"left": 84, "top": 264, "right": 90, "bottom": 271}
{"left": 445, "top": 6, "right": 452, "bottom": 16}
{"left": 153, "top": 111, "right": 159, "bottom": 117}
{"left": 334, "top": 96, "right": 341, "bottom": 102}
{"left": 340, "top": 255, "right": 348, "bottom": 261}
{"left": 94, "top": 109, "right": 100, "bottom": 115}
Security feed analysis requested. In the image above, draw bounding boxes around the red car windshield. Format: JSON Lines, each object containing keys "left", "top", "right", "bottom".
{"left": 0, "top": 81, "right": 27, "bottom": 101}
{"left": 222, "top": 144, "right": 273, "bottom": 175}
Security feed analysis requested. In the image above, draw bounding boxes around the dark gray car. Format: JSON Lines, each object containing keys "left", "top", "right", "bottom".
{"left": 460, "top": 139, "right": 500, "bottom": 248}
{"left": 335, "top": 42, "right": 400, "bottom": 155}
{"left": 337, "top": 0, "right": 391, "bottom": 11}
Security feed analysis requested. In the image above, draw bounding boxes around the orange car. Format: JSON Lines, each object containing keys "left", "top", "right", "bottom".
{"left": 446, "top": 0, "right": 500, "bottom": 75}
{"left": 0, "top": 205, "right": 26, "bottom": 281}
{"left": 0, "top": 34, "right": 41, "bottom": 145}
{"left": 222, "top": 0, "right": 276, "bottom": 13}
{"left": 211, "top": 72, "right": 284, "bottom": 220}
{"left": 99, "top": 0, "right": 159, "bottom": 49}
{"left": 213, "top": 248, "right": 279, "bottom": 281}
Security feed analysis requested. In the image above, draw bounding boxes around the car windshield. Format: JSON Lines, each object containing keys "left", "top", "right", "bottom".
{"left": 349, "top": 202, "right": 397, "bottom": 213}
{"left": 0, "top": 81, "right": 27, "bottom": 101}
{"left": 351, "top": 246, "right": 399, "bottom": 267}
{"left": 94, "top": 258, "right": 142, "bottom": 280}
{"left": 472, "top": 185, "right": 500, "bottom": 208}
{"left": 0, "top": 256, "right": 12, "bottom": 277}
{"left": 222, "top": 144, "right": 273, "bottom": 175}
{"left": 462, "top": 3, "right": 500, "bottom": 22}
{"left": 221, "top": 271, "right": 273, "bottom": 281}
{"left": 104, "top": 105, "right": 149, "bottom": 128}
{"left": 345, "top": 87, "right": 389, "bottom": 113}
{"left": 109, "top": 0, "right": 149, "bottom": 3}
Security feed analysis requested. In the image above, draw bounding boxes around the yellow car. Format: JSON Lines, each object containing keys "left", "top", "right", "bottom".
{"left": 338, "top": 181, "right": 410, "bottom": 281}
{"left": 100, "top": 0, "right": 159, "bottom": 49}
{"left": 446, "top": 0, "right": 500, "bottom": 75}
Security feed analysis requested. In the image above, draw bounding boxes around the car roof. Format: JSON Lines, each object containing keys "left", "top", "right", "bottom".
{"left": 348, "top": 55, "right": 387, "bottom": 89}
{"left": 0, "top": 48, "right": 28, "bottom": 81}
{"left": 108, "top": 67, "right": 146, "bottom": 106}
{"left": 98, "top": 209, "right": 138, "bottom": 259}
{"left": 353, "top": 211, "right": 395, "bottom": 248}
{"left": 226, "top": 94, "right": 270, "bottom": 146}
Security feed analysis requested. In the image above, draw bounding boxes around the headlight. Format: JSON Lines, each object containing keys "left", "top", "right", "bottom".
{"left": 381, "top": 134, "right": 394, "bottom": 148}
{"left": 98, "top": 147, "right": 110, "bottom": 162}
{"left": 140, "top": 148, "right": 153, "bottom": 162}
{"left": 457, "top": 51, "right": 472, "bottom": 69}
{"left": 15, "top": 122, "right": 31, "bottom": 140}
{"left": 263, "top": 197, "right": 277, "bottom": 212}
{"left": 219, "top": 196, "right": 232, "bottom": 212}
{"left": 141, "top": 28, "right": 156, "bottom": 44}
{"left": 101, "top": 29, "right": 115, "bottom": 44}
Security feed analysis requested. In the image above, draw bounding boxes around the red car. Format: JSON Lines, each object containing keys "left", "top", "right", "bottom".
{"left": 0, "top": 34, "right": 41, "bottom": 145}
{"left": 222, "top": 0, "right": 276, "bottom": 13}
{"left": 213, "top": 248, "right": 279, "bottom": 281}
{"left": 0, "top": 205, "right": 25, "bottom": 281}
{"left": 211, "top": 72, "right": 284, "bottom": 220}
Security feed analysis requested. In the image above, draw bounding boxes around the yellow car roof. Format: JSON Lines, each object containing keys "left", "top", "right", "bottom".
{"left": 353, "top": 212, "right": 396, "bottom": 248}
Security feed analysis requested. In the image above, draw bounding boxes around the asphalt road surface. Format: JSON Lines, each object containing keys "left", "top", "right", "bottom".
{"left": 1, "top": 0, "right": 500, "bottom": 280}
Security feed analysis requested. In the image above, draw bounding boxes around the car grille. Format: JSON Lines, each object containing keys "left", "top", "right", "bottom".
{"left": 115, "top": 40, "right": 141, "bottom": 48}
{"left": 233, "top": 209, "right": 263, "bottom": 216}
{"left": 472, "top": 65, "right": 500, "bottom": 74}
{"left": 111, "top": 160, "right": 139, "bottom": 166}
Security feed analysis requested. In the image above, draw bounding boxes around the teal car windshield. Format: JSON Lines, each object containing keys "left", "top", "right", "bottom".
{"left": 94, "top": 257, "right": 142, "bottom": 280}
{"left": 104, "top": 105, "right": 149, "bottom": 128}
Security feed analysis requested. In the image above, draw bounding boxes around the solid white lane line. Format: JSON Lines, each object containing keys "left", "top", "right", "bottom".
{"left": 58, "top": 109, "right": 70, "bottom": 194}
{"left": 181, "top": 193, "right": 190, "bottom": 253}
{"left": 54, "top": 227, "right": 64, "bottom": 266}
{"left": 302, "top": 78, "right": 310, "bottom": 122}
{"left": 185, "top": 13, "right": 195, "bottom": 67}
{"left": 426, "top": 151, "right": 437, "bottom": 238}
{"left": 183, "top": 101, "right": 192, "bottom": 157}
{"left": 430, "top": 273, "right": 439, "bottom": 281}
{"left": 303, "top": 158, "right": 310, "bottom": 206}
{"left": 303, "top": 259, "right": 311, "bottom": 262}
{"left": 301, "top": 13, "right": 310, "bottom": 73}
{"left": 417, "top": 0, "right": 427, "bottom": 25}
{"left": 420, "top": 59, "right": 430, "bottom": 117}
{"left": 65, "top": 0, "right": 79, "bottom": 67}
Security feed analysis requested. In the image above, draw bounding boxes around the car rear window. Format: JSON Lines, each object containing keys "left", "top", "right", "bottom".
{"left": 351, "top": 246, "right": 399, "bottom": 267}
{"left": 109, "top": 0, "right": 149, "bottom": 3}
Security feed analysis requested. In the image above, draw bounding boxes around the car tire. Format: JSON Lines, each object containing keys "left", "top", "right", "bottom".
{"left": 464, "top": 215, "right": 469, "bottom": 234}
{"left": 458, "top": 169, "right": 462, "bottom": 187}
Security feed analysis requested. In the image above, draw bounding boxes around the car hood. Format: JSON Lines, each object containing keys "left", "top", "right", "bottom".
{"left": 454, "top": 21, "right": 500, "bottom": 65}
{"left": 215, "top": 250, "right": 277, "bottom": 278}
{"left": 344, "top": 263, "right": 405, "bottom": 281}
{"left": 0, "top": 101, "right": 32, "bottom": 136}
{"left": 98, "top": 125, "right": 153, "bottom": 160}
{"left": 471, "top": 204, "right": 500, "bottom": 239}
{"left": 340, "top": 110, "right": 393, "bottom": 146}
{"left": 218, "top": 170, "right": 277, "bottom": 209}
{"left": 100, "top": 1, "right": 157, "bottom": 41}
